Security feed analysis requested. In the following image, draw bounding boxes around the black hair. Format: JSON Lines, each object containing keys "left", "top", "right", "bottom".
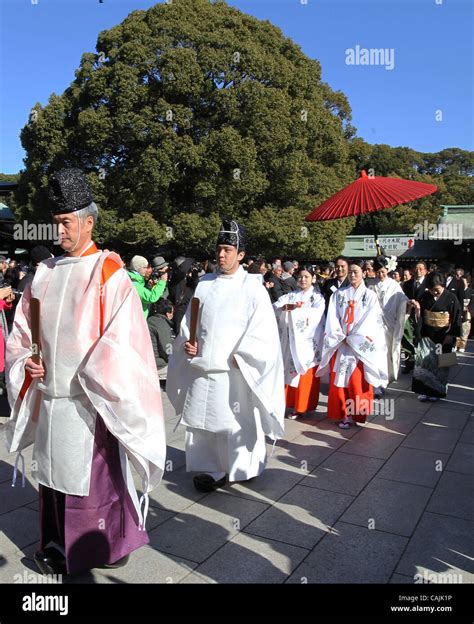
{"left": 152, "top": 298, "right": 174, "bottom": 316}
{"left": 349, "top": 259, "right": 365, "bottom": 270}
{"left": 247, "top": 262, "right": 261, "bottom": 274}
{"left": 297, "top": 264, "right": 315, "bottom": 277}
{"left": 415, "top": 261, "right": 428, "bottom": 270}
{"left": 247, "top": 257, "right": 266, "bottom": 274}
{"left": 374, "top": 255, "right": 389, "bottom": 271}
{"left": 334, "top": 255, "right": 349, "bottom": 266}
{"left": 425, "top": 271, "right": 446, "bottom": 289}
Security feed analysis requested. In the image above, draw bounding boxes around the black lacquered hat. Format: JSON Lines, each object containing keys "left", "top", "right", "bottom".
{"left": 49, "top": 168, "right": 93, "bottom": 214}
{"left": 216, "top": 219, "right": 247, "bottom": 251}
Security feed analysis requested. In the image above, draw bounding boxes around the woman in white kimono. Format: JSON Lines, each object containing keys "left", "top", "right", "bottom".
{"left": 372, "top": 257, "right": 409, "bottom": 386}
{"left": 317, "top": 260, "right": 388, "bottom": 429}
{"left": 273, "top": 266, "right": 325, "bottom": 420}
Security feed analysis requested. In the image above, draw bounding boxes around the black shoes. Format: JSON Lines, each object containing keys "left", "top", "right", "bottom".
{"left": 193, "top": 474, "right": 227, "bottom": 492}
{"left": 34, "top": 547, "right": 67, "bottom": 576}
{"left": 34, "top": 548, "right": 130, "bottom": 575}
{"left": 100, "top": 554, "right": 130, "bottom": 569}
{"left": 402, "top": 359, "right": 414, "bottom": 374}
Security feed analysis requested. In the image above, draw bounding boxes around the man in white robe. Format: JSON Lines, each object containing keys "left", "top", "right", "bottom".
{"left": 166, "top": 220, "right": 285, "bottom": 492}
{"left": 3, "top": 168, "right": 166, "bottom": 575}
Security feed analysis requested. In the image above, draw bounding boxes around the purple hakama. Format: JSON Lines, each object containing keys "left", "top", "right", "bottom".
{"left": 39, "top": 416, "right": 148, "bottom": 575}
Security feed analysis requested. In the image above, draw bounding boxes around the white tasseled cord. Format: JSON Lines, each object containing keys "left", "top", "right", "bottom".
{"left": 12, "top": 451, "right": 25, "bottom": 488}
{"left": 138, "top": 493, "right": 149, "bottom": 531}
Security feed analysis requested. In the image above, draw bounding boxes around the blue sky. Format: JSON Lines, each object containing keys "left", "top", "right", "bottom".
{"left": 0, "top": 0, "right": 472, "bottom": 173}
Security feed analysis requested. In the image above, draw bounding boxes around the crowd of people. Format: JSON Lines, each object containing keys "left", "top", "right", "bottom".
{"left": 123, "top": 249, "right": 472, "bottom": 411}
{"left": 1, "top": 167, "right": 472, "bottom": 578}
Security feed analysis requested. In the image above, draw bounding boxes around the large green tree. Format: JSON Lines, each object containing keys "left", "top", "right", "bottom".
{"left": 15, "top": 0, "right": 356, "bottom": 259}
{"left": 348, "top": 140, "right": 474, "bottom": 235}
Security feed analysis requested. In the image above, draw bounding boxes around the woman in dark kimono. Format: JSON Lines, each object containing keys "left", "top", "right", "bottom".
{"left": 411, "top": 272, "right": 462, "bottom": 401}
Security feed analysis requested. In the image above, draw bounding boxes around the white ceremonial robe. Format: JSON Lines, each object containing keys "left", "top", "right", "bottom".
{"left": 166, "top": 266, "right": 285, "bottom": 481}
{"left": 3, "top": 246, "right": 166, "bottom": 511}
{"left": 273, "top": 287, "right": 325, "bottom": 387}
{"left": 373, "top": 277, "right": 408, "bottom": 381}
{"left": 317, "top": 283, "right": 388, "bottom": 388}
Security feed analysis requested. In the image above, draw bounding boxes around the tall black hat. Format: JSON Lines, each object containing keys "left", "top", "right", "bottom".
{"left": 216, "top": 219, "right": 247, "bottom": 251}
{"left": 49, "top": 168, "right": 93, "bottom": 214}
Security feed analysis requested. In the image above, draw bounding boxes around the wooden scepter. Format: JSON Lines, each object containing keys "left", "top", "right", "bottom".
{"left": 30, "top": 298, "right": 41, "bottom": 365}
{"left": 189, "top": 297, "right": 200, "bottom": 347}
{"left": 19, "top": 297, "right": 41, "bottom": 416}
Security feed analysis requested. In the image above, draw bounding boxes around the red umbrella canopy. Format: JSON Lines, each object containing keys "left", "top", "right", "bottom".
{"left": 305, "top": 170, "right": 438, "bottom": 222}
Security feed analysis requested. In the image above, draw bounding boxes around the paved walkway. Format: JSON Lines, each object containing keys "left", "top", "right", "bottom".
{"left": 1, "top": 343, "right": 473, "bottom": 584}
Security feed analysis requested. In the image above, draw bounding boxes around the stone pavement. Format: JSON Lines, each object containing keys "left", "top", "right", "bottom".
{"left": 1, "top": 344, "right": 473, "bottom": 585}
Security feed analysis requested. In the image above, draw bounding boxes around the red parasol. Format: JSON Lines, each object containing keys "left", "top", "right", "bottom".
{"left": 305, "top": 170, "right": 438, "bottom": 254}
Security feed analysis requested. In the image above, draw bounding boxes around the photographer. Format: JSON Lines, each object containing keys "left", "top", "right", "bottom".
{"left": 149, "top": 256, "right": 170, "bottom": 298}
{"left": 128, "top": 255, "right": 168, "bottom": 319}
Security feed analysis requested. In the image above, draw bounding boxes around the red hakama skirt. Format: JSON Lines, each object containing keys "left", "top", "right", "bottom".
{"left": 285, "top": 365, "right": 320, "bottom": 413}
{"left": 327, "top": 353, "right": 373, "bottom": 423}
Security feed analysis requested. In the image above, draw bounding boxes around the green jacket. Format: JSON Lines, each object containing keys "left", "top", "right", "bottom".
{"left": 128, "top": 271, "right": 167, "bottom": 319}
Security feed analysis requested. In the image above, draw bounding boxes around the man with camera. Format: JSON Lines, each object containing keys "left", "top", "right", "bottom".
{"left": 128, "top": 255, "right": 168, "bottom": 319}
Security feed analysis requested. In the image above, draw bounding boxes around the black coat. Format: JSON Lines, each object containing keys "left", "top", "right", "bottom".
{"left": 280, "top": 275, "right": 297, "bottom": 295}
{"left": 269, "top": 278, "right": 285, "bottom": 303}
{"left": 168, "top": 258, "right": 197, "bottom": 334}
{"left": 445, "top": 277, "right": 465, "bottom": 306}
{"left": 402, "top": 277, "right": 428, "bottom": 301}
{"left": 17, "top": 272, "right": 34, "bottom": 293}
{"left": 147, "top": 314, "right": 174, "bottom": 369}
{"left": 264, "top": 272, "right": 285, "bottom": 303}
{"left": 322, "top": 277, "right": 349, "bottom": 310}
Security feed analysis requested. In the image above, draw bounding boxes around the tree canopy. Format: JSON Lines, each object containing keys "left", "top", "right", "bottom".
{"left": 349, "top": 141, "right": 474, "bottom": 235}
{"left": 10, "top": 0, "right": 474, "bottom": 259}
{"left": 14, "top": 0, "right": 356, "bottom": 258}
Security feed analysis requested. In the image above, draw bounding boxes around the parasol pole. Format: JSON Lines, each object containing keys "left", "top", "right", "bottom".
{"left": 369, "top": 212, "right": 382, "bottom": 256}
